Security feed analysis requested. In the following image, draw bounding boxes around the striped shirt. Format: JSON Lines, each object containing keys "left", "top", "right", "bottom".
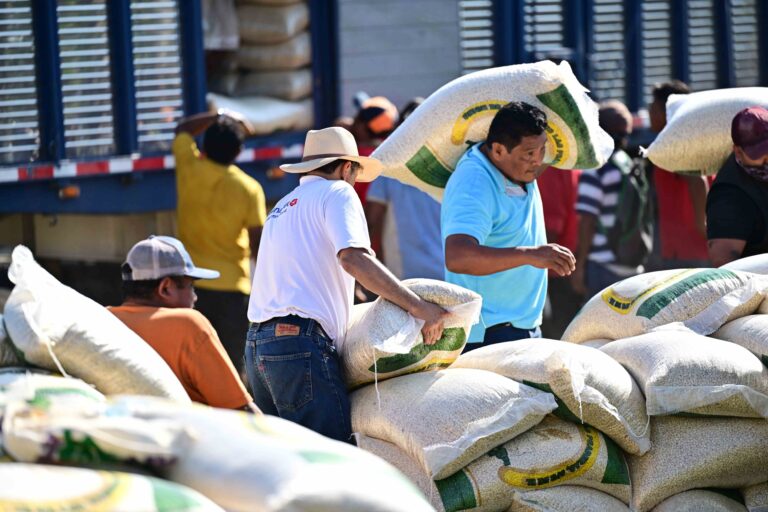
{"left": 576, "top": 157, "right": 624, "bottom": 264}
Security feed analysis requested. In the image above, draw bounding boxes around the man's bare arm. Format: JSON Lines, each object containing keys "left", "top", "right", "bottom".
{"left": 707, "top": 238, "right": 746, "bottom": 267}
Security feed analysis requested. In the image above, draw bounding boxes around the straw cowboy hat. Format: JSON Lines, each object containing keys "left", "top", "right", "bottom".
{"left": 280, "top": 127, "right": 383, "bottom": 182}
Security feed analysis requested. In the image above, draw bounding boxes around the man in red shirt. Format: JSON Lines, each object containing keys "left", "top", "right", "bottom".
{"left": 649, "top": 81, "right": 711, "bottom": 268}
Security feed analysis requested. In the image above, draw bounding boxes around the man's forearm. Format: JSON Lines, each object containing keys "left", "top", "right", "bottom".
{"left": 445, "top": 240, "right": 539, "bottom": 275}
{"left": 576, "top": 213, "right": 597, "bottom": 264}
{"left": 339, "top": 249, "right": 421, "bottom": 312}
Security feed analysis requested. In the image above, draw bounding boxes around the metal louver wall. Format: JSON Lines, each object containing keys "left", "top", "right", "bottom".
{"left": 687, "top": 0, "right": 719, "bottom": 90}
{"left": 523, "top": 0, "right": 564, "bottom": 60}
{"left": 458, "top": 0, "right": 495, "bottom": 74}
{"left": 730, "top": 0, "right": 760, "bottom": 87}
{"left": 641, "top": 0, "right": 673, "bottom": 106}
{"left": 589, "top": 0, "right": 626, "bottom": 103}
{"left": 0, "top": 0, "right": 39, "bottom": 164}
{"left": 131, "top": 1, "right": 184, "bottom": 152}
{"left": 57, "top": 0, "right": 115, "bottom": 159}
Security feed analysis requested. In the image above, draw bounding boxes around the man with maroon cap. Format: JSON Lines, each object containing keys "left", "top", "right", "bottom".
{"left": 706, "top": 106, "right": 768, "bottom": 266}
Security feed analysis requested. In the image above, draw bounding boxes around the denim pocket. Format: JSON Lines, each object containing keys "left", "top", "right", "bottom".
{"left": 259, "top": 351, "right": 313, "bottom": 411}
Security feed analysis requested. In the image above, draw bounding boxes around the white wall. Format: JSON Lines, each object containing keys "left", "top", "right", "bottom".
{"left": 337, "top": 0, "right": 462, "bottom": 117}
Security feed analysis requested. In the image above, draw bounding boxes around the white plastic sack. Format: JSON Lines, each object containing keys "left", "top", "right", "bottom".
{"left": 2, "top": 246, "right": 189, "bottom": 401}
{"left": 743, "top": 482, "right": 768, "bottom": 512}
{"left": 0, "top": 463, "right": 224, "bottom": 512}
{"left": 238, "top": 69, "right": 313, "bottom": 101}
{"left": 644, "top": 87, "right": 768, "bottom": 175}
{"left": 652, "top": 490, "right": 748, "bottom": 512}
{"left": 451, "top": 339, "right": 649, "bottom": 455}
{"left": 509, "top": 486, "right": 630, "bottom": 512}
{"left": 371, "top": 61, "right": 613, "bottom": 201}
{"left": 342, "top": 279, "right": 481, "bottom": 388}
{"left": 237, "top": 3, "right": 308, "bottom": 44}
{"left": 562, "top": 268, "right": 768, "bottom": 343}
{"left": 628, "top": 416, "right": 768, "bottom": 512}
{"left": 712, "top": 315, "right": 768, "bottom": 367}
{"left": 351, "top": 368, "right": 557, "bottom": 480}
{"left": 202, "top": 0, "right": 239, "bottom": 51}
{"left": 207, "top": 93, "right": 313, "bottom": 135}
{"left": 722, "top": 255, "right": 768, "bottom": 275}
{"left": 237, "top": 32, "right": 312, "bottom": 71}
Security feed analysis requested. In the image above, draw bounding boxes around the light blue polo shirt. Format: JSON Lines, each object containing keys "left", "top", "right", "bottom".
{"left": 441, "top": 143, "right": 547, "bottom": 342}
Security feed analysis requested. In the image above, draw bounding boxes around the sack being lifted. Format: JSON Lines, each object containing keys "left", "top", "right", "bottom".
{"left": 372, "top": 60, "right": 614, "bottom": 201}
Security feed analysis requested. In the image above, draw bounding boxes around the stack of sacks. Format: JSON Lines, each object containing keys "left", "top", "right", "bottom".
{"left": 208, "top": 0, "right": 313, "bottom": 134}
{"left": 1, "top": 392, "right": 437, "bottom": 512}
{"left": 643, "top": 87, "right": 768, "bottom": 175}
{"left": 742, "top": 483, "right": 768, "bottom": 511}
{"left": 1, "top": 246, "right": 189, "bottom": 401}
{"left": 372, "top": 60, "right": 613, "bottom": 201}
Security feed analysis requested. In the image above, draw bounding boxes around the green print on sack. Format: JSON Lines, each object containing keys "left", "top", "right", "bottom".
{"left": 601, "top": 435, "right": 630, "bottom": 485}
{"left": 536, "top": 84, "right": 597, "bottom": 169}
{"left": 405, "top": 146, "right": 453, "bottom": 188}
{"left": 435, "top": 469, "right": 479, "bottom": 512}
{"left": 522, "top": 381, "right": 582, "bottom": 424}
{"left": 636, "top": 269, "right": 739, "bottom": 320}
{"left": 152, "top": 479, "right": 206, "bottom": 511}
{"left": 57, "top": 431, "right": 121, "bottom": 465}
{"left": 367, "top": 327, "right": 466, "bottom": 373}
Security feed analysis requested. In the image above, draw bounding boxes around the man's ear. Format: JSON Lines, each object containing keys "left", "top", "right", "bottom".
{"left": 157, "top": 277, "right": 174, "bottom": 298}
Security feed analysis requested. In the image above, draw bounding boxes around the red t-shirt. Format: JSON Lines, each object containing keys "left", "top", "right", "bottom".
{"left": 539, "top": 167, "right": 581, "bottom": 253}
{"left": 353, "top": 145, "right": 376, "bottom": 205}
{"left": 654, "top": 167, "right": 709, "bottom": 262}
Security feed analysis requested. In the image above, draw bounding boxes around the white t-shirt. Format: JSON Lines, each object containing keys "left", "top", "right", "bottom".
{"left": 247, "top": 175, "right": 371, "bottom": 348}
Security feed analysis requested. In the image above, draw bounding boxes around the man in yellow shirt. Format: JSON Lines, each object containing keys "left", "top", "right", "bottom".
{"left": 174, "top": 109, "right": 266, "bottom": 375}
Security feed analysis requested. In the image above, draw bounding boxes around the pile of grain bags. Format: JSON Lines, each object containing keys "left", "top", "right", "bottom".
{"left": 207, "top": 0, "right": 313, "bottom": 134}
{"left": 643, "top": 87, "right": 768, "bottom": 175}
{"left": 371, "top": 60, "right": 614, "bottom": 201}
{"left": 2, "top": 246, "right": 189, "bottom": 401}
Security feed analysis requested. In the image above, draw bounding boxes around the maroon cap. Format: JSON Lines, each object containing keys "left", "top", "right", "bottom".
{"left": 731, "top": 106, "right": 768, "bottom": 160}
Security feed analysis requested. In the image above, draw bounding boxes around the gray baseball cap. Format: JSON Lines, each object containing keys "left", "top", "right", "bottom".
{"left": 122, "top": 235, "right": 220, "bottom": 281}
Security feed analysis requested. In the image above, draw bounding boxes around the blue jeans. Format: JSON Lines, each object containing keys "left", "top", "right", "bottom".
{"left": 463, "top": 323, "right": 542, "bottom": 353}
{"left": 245, "top": 315, "right": 353, "bottom": 444}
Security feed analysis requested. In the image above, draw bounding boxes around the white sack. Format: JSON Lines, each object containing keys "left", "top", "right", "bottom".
{"left": 237, "top": 68, "right": 313, "bottom": 101}
{"left": 207, "top": 93, "right": 313, "bottom": 135}
{"left": 508, "top": 486, "right": 630, "bottom": 512}
{"left": 237, "top": 3, "right": 308, "bottom": 44}
{"left": 652, "top": 490, "right": 748, "bottom": 512}
{"left": 712, "top": 315, "right": 768, "bottom": 367}
{"left": 237, "top": 32, "right": 312, "bottom": 70}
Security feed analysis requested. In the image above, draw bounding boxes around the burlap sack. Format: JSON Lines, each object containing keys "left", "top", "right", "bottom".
{"left": 206, "top": 93, "right": 313, "bottom": 135}
{"left": 562, "top": 269, "right": 767, "bottom": 343}
{"left": 743, "top": 482, "right": 768, "bottom": 512}
{"left": 2, "top": 246, "right": 189, "bottom": 401}
{"left": 351, "top": 368, "right": 557, "bottom": 480}
{"left": 644, "top": 87, "right": 768, "bottom": 175}
{"left": 508, "top": 486, "right": 630, "bottom": 512}
{"left": 237, "top": 3, "right": 308, "bottom": 44}
{"left": 0, "top": 463, "right": 224, "bottom": 512}
{"left": 371, "top": 61, "right": 613, "bottom": 201}
{"left": 602, "top": 329, "right": 768, "bottom": 417}
{"left": 342, "top": 279, "right": 481, "bottom": 388}
{"left": 451, "top": 339, "right": 650, "bottom": 455}
{"left": 712, "top": 315, "right": 768, "bottom": 367}
{"left": 628, "top": 416, "right": 768, "bottom": 512}
{"left": 435, "top": 416, "right": 632, "bottom": 508}
{"left": 237, "top": 69, "right": 312, "bottom": 101}
{"left": 652, "top": 490, "right": 748, "bottom": 512}
{"left": 237, "top": 32, "right": 311, "bottom": 71}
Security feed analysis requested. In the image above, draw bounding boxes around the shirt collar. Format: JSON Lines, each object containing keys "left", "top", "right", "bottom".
{"left": 300, "top": 175, "right": 326, "bottom": 185}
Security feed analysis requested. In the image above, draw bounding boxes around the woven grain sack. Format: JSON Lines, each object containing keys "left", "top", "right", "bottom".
{"left": 652, "top": 490, "right": 747, "bottom": 512}
{"left": 0, "top": 369, "right": 105, "bottom": 408}
{"left": 644, "top": 87, "right": 768, "bottom": 175}
{"left": 237, "top": 3, "right": 308, "bottom": 44}
{"left": 602, "top": 329, "right": 768, "bottom": 417}
{"left": 237, "top": 32, "right": 311, "bottom": 70}
{"left": 628, "top": 416, "right": 768, "bottom": 512}
{"left": 356, "top": 434, "right": 444, "bottom": 512}
{"left": 722, "top": 255, "right": 768, "bottom": 275}
{"left": 712, "top": 315, "right": 768, "bottom": 367}
{"left": 435, "top": 416, "right": 632, "bottom": 509}
{"left": 451, "top": 339, "right": 649, "bottom": 455}
{"left": 6, "top": 394, "right": 436, "bottom": 512}
{"left": 581, "top": 339, "right": 612, "bottom": 349}
{"left": 351, "top": 368, "right": 557, "bottom": 480}
{"left": 743, "top": 483, "right": 768, "bottom": 512}
{"left": 371, "top": 61, "right": 613, "bottom": 201}
{"left": 0, "top": 463, "right": 224, "bottom": 512}
{"left": 237, "top": 69, "right": 312, "bottom": 101}
{"left": 562, "top": 268, "right": 768, "bottom": 343}
{"left": 207, "top": 70, "right": 239, "bottom": 96}
{"left": 343, "top": 279, "right": 481, "bottom": 388}
{"left": 2, "top": 246, "right": 189, "bottom": 401}
{"left": 207, "top": 93, "right": 313, "bottom": 134}
{"left": 508, "top": 486, "right": 630, "bottom": 512}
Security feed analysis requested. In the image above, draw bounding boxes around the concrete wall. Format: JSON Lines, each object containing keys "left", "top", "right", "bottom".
{"left": 337, "top": 0, "right": 462, "bottom": 117}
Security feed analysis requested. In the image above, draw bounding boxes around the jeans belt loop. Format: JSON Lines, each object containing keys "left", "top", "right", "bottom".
{"left": 304, "top": 317, "right": 315, "bottom": 337}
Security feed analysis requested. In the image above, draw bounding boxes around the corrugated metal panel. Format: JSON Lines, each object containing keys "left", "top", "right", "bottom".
{"left": 641, "top": 0, "right": 673, "bottom": 106}
{"left": 523, "top": 0, "right": 564, "bottom": 60}
{"left": 687, "top": 0, "right": 718, "bottom": 90}
{"left": 57, "top": 0, "right": 115, "bottom": 159}
{"left": 589, "top": 0, "right": 626, "bottom": 103}
{"left": 0, "top": 0, "right": 39, "bottom": 164}
{"left": 730, "top": 0, "right": 760, "bottom": 87}
{"left": 459, "top": 0, "right": 494, "bottom": 74}
{"left": 131, "top": 1, "right": 184, "bottom": 152}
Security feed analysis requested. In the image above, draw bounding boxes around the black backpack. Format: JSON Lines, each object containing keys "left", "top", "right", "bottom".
{"left": 602, "top": 150, "right": 654, "bottom": 267}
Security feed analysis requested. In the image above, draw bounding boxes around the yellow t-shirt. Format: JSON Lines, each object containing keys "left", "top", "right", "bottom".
{"left": 174, "top": 133, "right": 266, "bottom": 294}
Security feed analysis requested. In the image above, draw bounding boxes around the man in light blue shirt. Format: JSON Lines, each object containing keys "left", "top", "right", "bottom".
{"left": 442, "top": 102, "right": 576, "bottom": 349}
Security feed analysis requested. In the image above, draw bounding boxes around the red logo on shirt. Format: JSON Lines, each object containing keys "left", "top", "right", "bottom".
{"left": 289, "top": 198, "right": 298, "bottom": 206}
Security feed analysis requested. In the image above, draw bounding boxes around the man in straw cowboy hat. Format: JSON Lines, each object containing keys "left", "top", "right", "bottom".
{"left": 246, "top": 127, "right": 449, "bottom": 442}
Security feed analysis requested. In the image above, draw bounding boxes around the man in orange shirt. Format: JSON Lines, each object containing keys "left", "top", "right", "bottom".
{"left": 109, "top": 236, "right": 258, "bottom": 412}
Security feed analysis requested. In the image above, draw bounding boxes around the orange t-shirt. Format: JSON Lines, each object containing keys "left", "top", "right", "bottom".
{"left": 108, "top": 305, "right": 251, "bottom": 409}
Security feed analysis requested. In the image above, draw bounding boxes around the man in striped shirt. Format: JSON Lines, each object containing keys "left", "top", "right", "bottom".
{"left": 573, "top": 100, "right": 641, "bottom": 298}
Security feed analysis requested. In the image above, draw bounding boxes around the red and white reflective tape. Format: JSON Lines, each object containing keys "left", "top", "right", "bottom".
{"left": 0, "top": 143, "right": 304, "bottom": 184}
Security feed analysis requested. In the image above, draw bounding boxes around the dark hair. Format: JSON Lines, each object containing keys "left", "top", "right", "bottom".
{"left": 398, "top": 97, "right": 424, "bottom": 126}
{"left": 203, "top": 116, "right": 245, "bottom": 165}
{"left": 121, "top": 274, "right": 187, "bottom": 301}
{"left": 652, "top": 80, "right": 690, "bottom": 105}
{"left": 486, "top": 102, "right": 548, "bottom": 151}
{"left": 311, "top": 159, "right": 362, "bottom": 175}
